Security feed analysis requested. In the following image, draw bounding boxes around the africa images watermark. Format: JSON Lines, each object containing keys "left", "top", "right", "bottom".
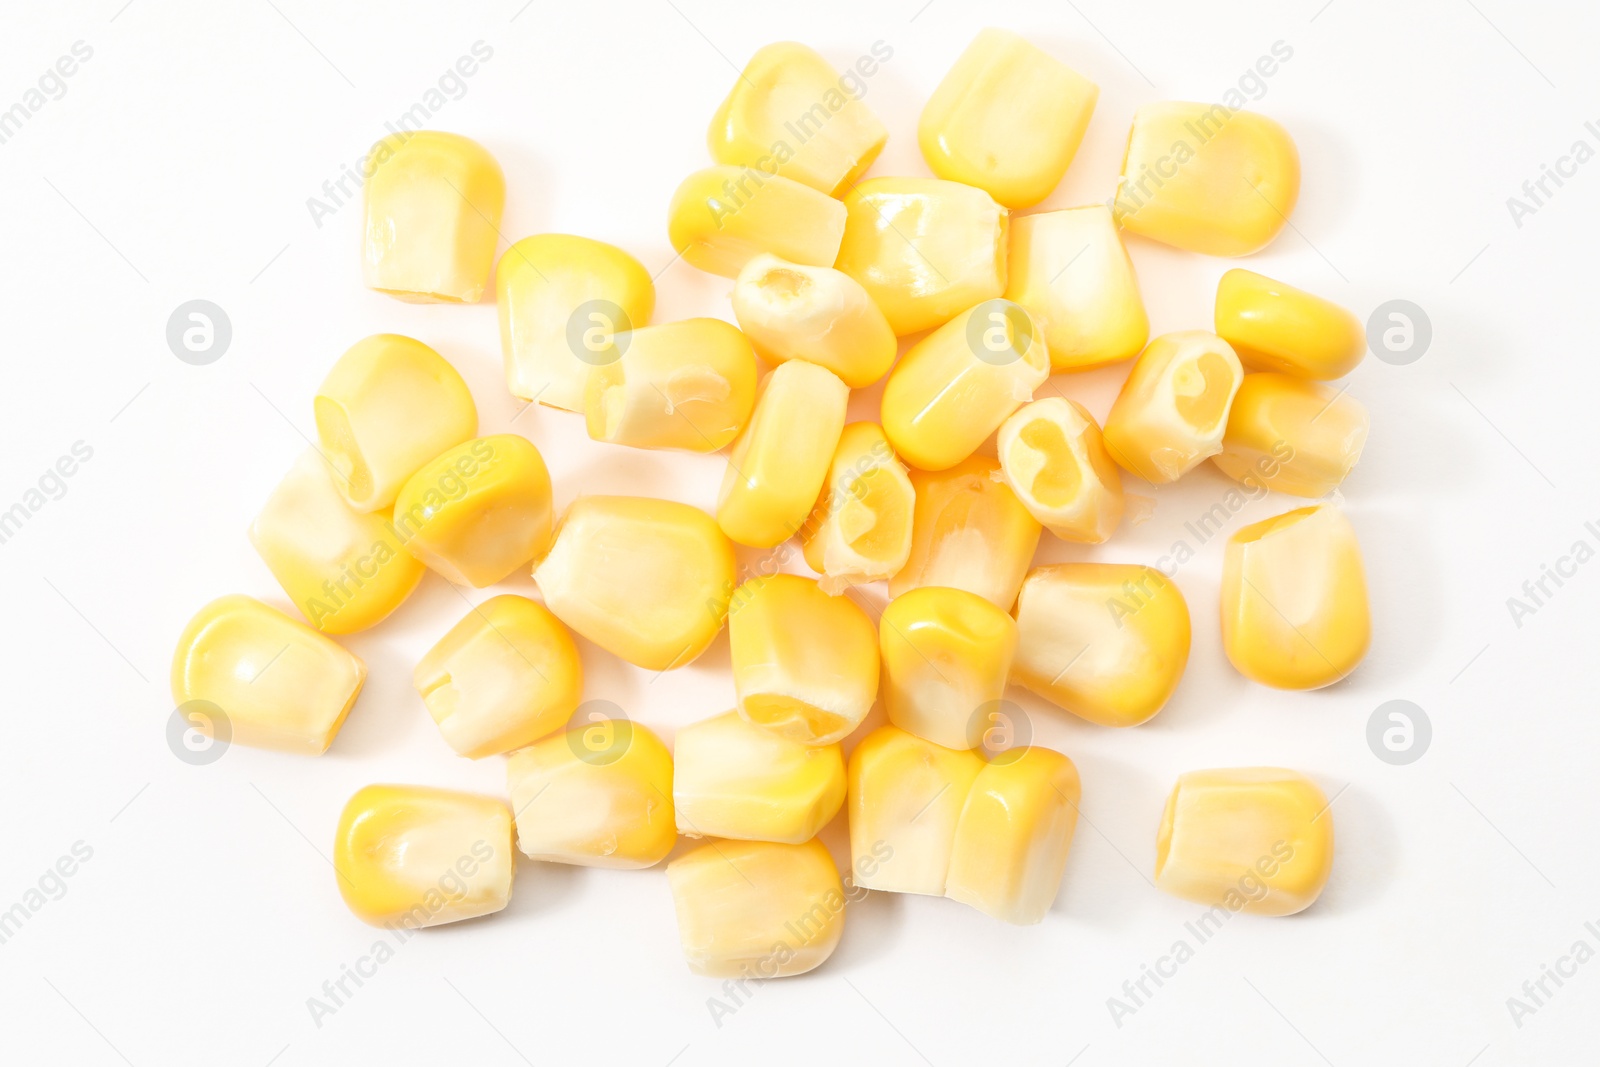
{"left": 0, "top": 40, "right": 94, "bottom": 148}
{"left": 1504, "top": 915, "right": 1600, "bottom": 1029}
{"left": 1504, "top": 118, "right": 1600, "bottom": 229}
{"left": 1503, "top": 516, "right": 1600, "bottom": 629}
{"left": 0, "top": 440, "right": 95, "bottom": 548}
{"left": 0, "top": 841, "right": 95, "bottom": 948}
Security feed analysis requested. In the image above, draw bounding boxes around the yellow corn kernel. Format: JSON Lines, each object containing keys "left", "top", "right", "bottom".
{"left": 313, "top": 334, "right": 478, "bottom": 513}
{"left": 996, "top": 398, "right": 1124, "bottom": 544}
{"left": 249, "top": 451, "right": 425, "bottom": 634}
{"left": 673, "top": 710, "right": 846, "bottom": 843}
{"left": 945, "top": 746, "right": 1080, "bottom": 925}
{"left": 497, "top": 234, "right": 656, "bottom": 411}
{"left": 801, "top": 422, "right": 915, "bottom": 592}
{"left": 584, "top": 318, "right": 758, "bottom": 452}
{"left": 847, "top": 725, "right": 985, "bottom": 895}
{"left": 412, "top": 595, "right": 582, "bottom": 759}
{"left": 392, "top": 435, "right": 552, "bottom": 588}
{"left": 667, "top": 838, "right": 845, "bottom": 978}
{"left": 717, "top": 361, "right": 849, "bottom": 547}
{"left": 880, "top": 586, "right": 1018, "bottom": 750}
{"left": 1005, "top": 206, "right": 1148, "bottom": 371}
{"left": 1114, "top": 103, "right": 1300, "bottom": 256}
{"left": 362, "top": 131, "right": 505, "bottom": 303}
{"left": 1102, "top": 331, "right": 1244, "bottom": 484}
{"left": 1011, "top": 564, "right": 1190, "bottom": 727}
{"left": 1155, "top": 768, "right": 1334, "bottom": 916}
{"left": 834, "top": 177, "right": 1009, "bottom": 335}
{"left": 918, "top": 28, "right": 1098, "bottom": 209}
{"left": 171, "top": 594, "right": 365, "bottom": 755}
{"left": 333, "top": 784, "right": 514, "bottom": 928}
{"left": 731, "top": 254, "right": 896, "bottom": 388}
{"left": 1221, "top": 504, "right": 1370, "bottom": 690}
{"left": 505, "top": 720, "right": 675, "bottom": 868}
{"left": 880, "top": 300, "right": 1049, "bottom": 471}
{"left": 708, "top": 42, "right": 889, "bottom": 196}
{"left": 729, "top": 574, "right": 879, "bottom": 746}
{"left": 1214, "top": 269, "right": 1365, "bottom": 380}
{"left": 890, "top": 456, "right": 1042, "bottom": 611}
{"left": 1212, "top": 372, "right": 1369, "bottom": 497}
{"left": 667, "top": 165, "right": 846, "bottom": 279}
{"left": 532, "top": 496, "right": 736, "bottom": 671}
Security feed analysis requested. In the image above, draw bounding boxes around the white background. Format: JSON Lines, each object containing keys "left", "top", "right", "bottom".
{"left": 0, "top": 1, "right": 1594, "bottom": 1064}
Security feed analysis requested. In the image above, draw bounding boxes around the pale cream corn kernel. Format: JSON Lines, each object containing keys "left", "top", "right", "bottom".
{"left": 584, "top": 318, "right": 758, "bottom": 452}
{"left": 1214, "top": 268, "right": 1365, "bottom": 380}
{"left": 996, "top": 397, "right": 1124, "bottom": 544}
{"left": 731, "top": 254, "right": 896, "bottom": 388}
{"left": 879, "top": 586, "right": 1018, "bottom": 750}
{"left": 847, "top": 725, "right": 985, "bottom": 895}
{"left": 801, "top": 422, "right": 915, "bottom": 592}
{"left": 1102, "top": 331, "right": 1244, "bottom": 484}
{"left": 667, "top": 165, "right": 847, "bottom": 279}
{"left": 1212, "top": 372, "right": 1369, "bottom": 498}
{"left": 673, "top": 710, "right": 846, "bottom": 844}
{"left": 890, "top": 456, "right": 1042, "bottom": 611}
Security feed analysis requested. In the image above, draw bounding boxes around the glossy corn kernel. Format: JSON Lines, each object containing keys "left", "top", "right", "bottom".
{"left": 880, "top": 300, "right": 1049, "bottom": 471}
{"left": 1114, "top": 103, "right": 1300, "bottom": 257}
{"left": 393, "top": 435, "right": 552, "bottom": 587}
{"left": 731, "top": 254, "right": 896, "bottom": 388}
{"left": 505, "top": 720, "right": 675, "bottom": 868}
{"left": 362, "top": 131, "right": 505, "bottom": 303}
{"left": 1221, "top": 504, "right": 1370, "bottom": 690}
{"left": 313, "top": 334, "right": 478, "bottom": 513}
{"left": 1005, "top": 206, "right": 1148, "bottom": 371}
{"left": 1214, "top": 269, "right": 1365, "bottom": 380}
{"left": 673, "top": 710, "right": 846, "bottom": 843}
{"left": 848, "top": 725, "right": 984, "bottom": 895}
{"left": 801, "top": 422, "right": 915, "bottom": 591}
{"left": 1102, "top": 331, "right": 1244, "bottom": 484}
{"left": 413, "top": 595, "right": 582, "bottom": 759}
{"left": 668, "top": 165, "right": 846, "bottom": 279}
{"left": 1155, "top": 768, "right": 1334, "bottom": 916}
{"left": 1212, "top": 373, "right": 1369, "bottom": 497}
{"left": 918, "top": 28, "right": 1098, "bottom": 209}
{"left": 880, "top": 586, "right": 1018, "bottom": 750}
{"left": 717, "top": 360, "right": 849, "bottom": 547}
{"left": 584, "top": 318, "right": 758, "bottom": 452}
{"left": 532, "top": 496, "right": 736, "bottom": 671}
{"left": 249, "top": 451, "right": 425, "bottom": 634}
{"left": 834, "top": 177, "right": 1009, "bottom": 335}
{"left": 996, "top": 398, "right": 1124, "bottom": 543}
{"left": 708, "top": 42, "right": 888, "bottom": 196}
{"left": 1011, "top": 564, "right": 1190, "bottom": 727}
{"left": 667, "top": 838, "right": 845, "bottom": 978}
{"left": 171, "top": 595, "right": 365, "bottom": 755}
{"left": 333, "top": 784, "right": 514, "bottom": 928}
{"left": 497, "top": 234, "right": 656, "bottom": 411}
{"left": 729, "top": 575, "right": 879, "bottom": 746}
{"left": 890, "top": 456, "right": 1042, "bottom": 611}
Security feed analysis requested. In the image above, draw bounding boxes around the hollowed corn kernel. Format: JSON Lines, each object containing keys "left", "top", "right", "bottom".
{"left": 584, "top": 318, "right": 758, "bottom": 452}
{"left": 171, "top": 594, "right": 365, "bottom": 755}
{"left": 880, "top": 586, "right": 1018, "bottom": 750}
{"left": 392, "top": 435, "right": 552, "bottom": 588}
{"left": 1155, "top": 768, "right": 1333, "bottom": 916}
{"left": 1011, "top": 564, "right": 1190, "bottom": 727}
{"left": 729, "top": 574, "right": 879, "bottom": 746}
{"left": 880, "top": 300, "right": 1049, "bottom": 471}
{"left": 848, "top": 725, "right": 984, "bottom": 895}
{"left": 801, "top": 422, "right": 914, "bottom": 591}
{"left": 313, "top": 334, "right": 478, "bottom": 512}
{"left": 918, "top": 28, "right": 1098, "bottom": 209}
{"left": 1212, "top": 372, "right": 1369, "bottom": 497}
{"left": 1103, "top": 331, "right": 1244, "bottom": 483}
{"left": 1221, "top": 504, "right": 1370, "bottom": 690}
{"left": 1214, "top": 269, "right": 1365, "bottom": 380}
{"left": 717, "top": 360, "right": 849, "bottom": 547}
{"left": 333, "top": 784, "right": 514, "bottom": 928}
{"left": 673, "top": 710, "right": 846, "bottom": 843}
{"left": 731, "top": 254, "right": 896, "bottom": 388}
{"left": 890, "top": 456, "right": 1042, "bottom": 611}
{"left": 1005, "top": 206, "right": 1148, "bottom": 371}
{"left": 497, "top": 234, "right": 656, "bottom": 411}
{"left": 249, "top": 450, "right": 425, "bottom": 634}
{"left": 667, "top": 838, "right": 845, "bottom": 978}
{"left": 413, "top": 595, "right": 582, "bottom": 759}
{"left": 505, "top": 719, "right": 675, "bottom": 868}
{"left": 362, "top": 131, "right": 505, "bottom": 303}
{"left": 708, "top": 42, "right": 889, "bottom": 196}
{"left": 668, "top": 165, "right": 846, "bottom": 279}
{"left": 532, "top": 496, "right": 736, "bottom": 671}
{"left": 945, "top": 746, "right": 1080, "bottom": 925}
{"left": 1114, "top": 103, "right": 1300, "bottom": 257}
{"left": 834, "top": 177, "right": 1008, "bottom": 335}
{"left": 996, "top": 398, "right": 1124, "bottom": 543}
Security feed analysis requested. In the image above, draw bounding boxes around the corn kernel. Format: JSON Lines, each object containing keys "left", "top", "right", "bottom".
{"left": 1102, "top": 331, "right": 1244, "bottom": 483}
{"left": 801, "top": 422, "right": 914, "bottom": 591}
{"left": 673, "top": 710, "right": 846, "bottom": 843}
{"left": 1221, "top": 504, "right": 1370, "bottom": 690}
{"left": 731, "top": 254, "right": 896, "bottom": 388}
{"left": 668, "top": 165, "right": 846, "bottom": 279}
{"left": 880, "top": 586, "right": 1018, "bottom": 750}
{"left": 996, "top": 398, "right": 1123, "bottom": 543}
{"left": 584, "top": 318, "right": 758, "bottom": 452}
{"left": 848, "top": 725, "right": 985, "bottom": 895}
{"left": 1212, "top": 372, "right": 1369, "bottom": 497}
{"left": 890, "top": 456, "right": 1042, "bottom": 611}
{"left": 1214, "top": 269, "right": 1365, "bottom": 380}
{"left": 1155, "top": 768, "right": 1333, "bottom": 916}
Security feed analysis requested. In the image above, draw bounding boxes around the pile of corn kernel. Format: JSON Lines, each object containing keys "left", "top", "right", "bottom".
{"left": 172, "top": 30, "right": 1370, "bottom": 975}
